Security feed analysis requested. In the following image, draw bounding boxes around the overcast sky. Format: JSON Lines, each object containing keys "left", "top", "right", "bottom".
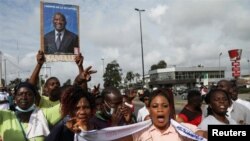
{"left": 0, "top": 0, "right": 250, "bottom": 88}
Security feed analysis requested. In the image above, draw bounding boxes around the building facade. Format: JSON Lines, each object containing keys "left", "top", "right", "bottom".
{"left": 147, "top": 66, "right": 226, "bottom": 89}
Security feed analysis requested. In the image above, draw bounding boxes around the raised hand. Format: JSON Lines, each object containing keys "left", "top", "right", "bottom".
{"left": 37, "top": 50, "right": 45, "bottom": 65}
{"left": 111, "top": 106, "right": 123, "bottom": 126}
{"left": 74, "top": 53, "right": 83, "bottom": 65}
{"left": 92, "top": 83, "right": 100, "bottom": 96}
{"left": 66, "top": 117, "right": 87, "bottom": 133}
{"left": 74, "top": 66, "right": 97, "bottom": 90}
{"left": 121, "top": 102, "right": 133, "bottom": 124}
{"left": 80, "top": 66, "right": 97, "bottom": 81}
{"left": 29, "top": 50, "right": 45, "bottom": 86}
{"left": 74, "top": 53, "right": 84, "bottom": 74}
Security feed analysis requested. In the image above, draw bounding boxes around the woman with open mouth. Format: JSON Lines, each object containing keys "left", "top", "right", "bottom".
{"left": 119, "top": 88, "right": 207, "bottom": 141}
{"left": 198, "top": 89, "right": 237, "bottom": 131}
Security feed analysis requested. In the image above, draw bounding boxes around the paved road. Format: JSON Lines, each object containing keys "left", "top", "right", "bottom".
{"left": 134, "top": 93, "right": 250, "bottom": 116}
{"left": 133, "top": 94, "right": 189, "bottom": 115}
{"left": 133, "top": 95, "right": 185, "bottom": 116}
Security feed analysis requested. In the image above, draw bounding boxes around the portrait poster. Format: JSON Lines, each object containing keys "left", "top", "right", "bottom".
{"left": 40, "top": 2, "right": 80, "bottom": 62}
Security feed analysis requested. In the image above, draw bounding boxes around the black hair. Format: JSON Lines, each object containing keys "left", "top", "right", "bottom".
{"left": 149, "top": 88, "right": 170, "bottom": 105}
{"left": 60, "top": 85, "right": 95, "bottom": 117}
{"left": 14, "top": 82, "right": 38, "bottom": 96}
{"left": 139, "top": 89, "right": 150, "bottom": 102}
{"left": 124, "top": 87, "right": 136, "bottom": 95}
{"left": 187, "top": 89, "right": 201, "bottom": 102}
{"left": 205, "top": 89, "right": 230, "bottom": 116}
{"left": 44, "top": 77, "right": 60, "bottom": 87}
{"left": 149, "top": 88, "right": 175, "bottom": 119}
{"left": 230, "top": 79, "right": 237, "bottom": 88}
{"left": 101, "top": 86, "right": 121, "bottom": 100}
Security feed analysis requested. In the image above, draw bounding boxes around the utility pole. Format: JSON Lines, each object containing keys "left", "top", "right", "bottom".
{"left": 101, "top": 58, "right": 104, "bottom": 76}
{"left": 0, "top": 51, "right": 2, "bottom": 85}
{"left": 219, "top": 52, "right": 222, "bottom": 78}
{"left": 248, "top": 59, "right": 250, "bottom": 77}
{"left": 42, "top": 66, "right": 51, "bottom": 82}
{"left": 17, "top": 40, "right": 20, "bottom": 78}
{"left": 4, "top": 59, "right": 6, "bottom": 84}
{"left": 135, "top": 8, "right": 146, "bottom": 86}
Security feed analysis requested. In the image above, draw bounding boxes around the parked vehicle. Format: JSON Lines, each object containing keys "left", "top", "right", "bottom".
{"left": 180, "top": 87, "right": 200, "bottom": 100}
{"left": 181, "top": 92, "right": 188, "bottom": 100}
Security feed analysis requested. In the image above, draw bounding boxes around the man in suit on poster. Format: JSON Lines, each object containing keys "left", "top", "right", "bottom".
{"left": 44, "top": 12, "right": 79, "bottom": 54}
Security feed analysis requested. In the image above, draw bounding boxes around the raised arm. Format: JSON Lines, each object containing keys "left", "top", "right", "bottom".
{"left": 28, "top": 50, "right": 45, "bottom": 106}
{"left": 73, "top": 66, "right": 97, "bottom": 90}
{"left": 28, "top": 50, "right": 45, "bottom": 85}
{"left": 74, "top": 53, "right": 84, "bottom": 74}
{"left": 91, "top": 83, "right": 100, "bottom": 97}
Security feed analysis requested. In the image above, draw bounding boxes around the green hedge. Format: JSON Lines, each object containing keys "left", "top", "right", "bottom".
{"left": 239, "top": 87, "right": 250, "bottom": 94}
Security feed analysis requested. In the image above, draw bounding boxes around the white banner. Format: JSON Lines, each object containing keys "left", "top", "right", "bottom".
{"left": 74, "top": 119, "right": 152, "bottom": 141}
{"left": 171, "top": 119, "right": 207, "bottom": 141}
{"left": 74, "top": 119, "right": 207, "bottom": 141}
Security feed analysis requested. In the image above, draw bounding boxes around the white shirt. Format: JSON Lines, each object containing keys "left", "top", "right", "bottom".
{"left": 137, "top": 105, "right": 149, "bottom": 122}
{"left": 55, "top": 30, "right": 65, "bottom": 42}
{"left": 0, "top": 91, "right": 9, "bottom": 110}
{"left": 227, "top": 101, "right": 250, "bottom": 124}
{"left": 202, "top": 101, "right": 250, "bottom": 125}
{"left": 235, "top": 98, "right": 250, "bottom": 110}
{"left": 198, "top": 115, "right": 237, "bottom": 131}
{"left": 201, "top": 87, "right": 208, "bottom": 96}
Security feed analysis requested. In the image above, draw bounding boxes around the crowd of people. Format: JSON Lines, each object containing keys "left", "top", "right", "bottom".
{"left": 0, "top": 50, "right": 250, "bottom": 141}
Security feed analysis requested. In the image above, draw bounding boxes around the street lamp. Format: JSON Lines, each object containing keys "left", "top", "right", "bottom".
{"left": 4, "top": 59, "right": 6, "bottom": 84}
{"left": 247, "top": 59, "right": 250, "bottom": 76}
{"left": 219, "top": 52, "right": 222, "bottom": 78}
{"left": 101, "top": 58, "right": 104, "bottom": 76}
{"left": 17, "top": 40, "right": 20, "bottom": 78}
{"left": 42, "top": 65, "right": 51, "bottom": 82}
{"left": 135, "top": 8, "right": 145, "bottom": 86}
{"left": 0, "top": 51, "right": 2, "bottom": 84}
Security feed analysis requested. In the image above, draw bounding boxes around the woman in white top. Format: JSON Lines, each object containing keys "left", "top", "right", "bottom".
{"left": 199, "top": 89, "right": 237, "bottom": 131}
{"left": 137, "top": 90, "right": 150, "bottom": 122}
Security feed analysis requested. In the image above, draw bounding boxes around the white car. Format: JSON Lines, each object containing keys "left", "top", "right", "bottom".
{"left": 181, "top": 93, "right": 188, "bottom": 100}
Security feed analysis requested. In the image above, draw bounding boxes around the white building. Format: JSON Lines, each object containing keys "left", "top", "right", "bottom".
{"left": 147, "top": 66, "right": 226, "bottom": 89}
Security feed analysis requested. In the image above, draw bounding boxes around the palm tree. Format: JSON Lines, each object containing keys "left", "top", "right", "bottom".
{"left": 134, "top": 73, "right": 141, "bottom": 83}
{"left": 126, "top": 71, "right": 134, "bottom": 85}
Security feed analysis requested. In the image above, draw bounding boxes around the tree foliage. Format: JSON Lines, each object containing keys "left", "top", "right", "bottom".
{"left": 134, "top": 73, "right": 141, "bottom": 83}
{"left": 103, "top": 60, "right": 122, "bottom": 88}
{"left": 158, "top": 60, "right": 167, "bottom": 68}
{"left": 0, "top": 79, "right": 5, "bottom": 86}
{"left": 150, "top": 64, "right": 158, "bottom": 70}
{"left": 150, "top": 60, "right": 167, "bottom": 70}
{"left": 126, "top": 71, "right": 134, "bottom": 83}
{"left": 8, "top": 78, "right": 22, "bottom": 88}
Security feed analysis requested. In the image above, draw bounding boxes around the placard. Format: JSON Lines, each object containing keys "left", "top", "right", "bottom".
{"left": 40, "top": 2, "right": 80, "bottom": 62}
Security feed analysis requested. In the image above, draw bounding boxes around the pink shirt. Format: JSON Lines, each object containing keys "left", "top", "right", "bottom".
{"left": 133, "top": 123, "right": 198, "bottom": 141}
